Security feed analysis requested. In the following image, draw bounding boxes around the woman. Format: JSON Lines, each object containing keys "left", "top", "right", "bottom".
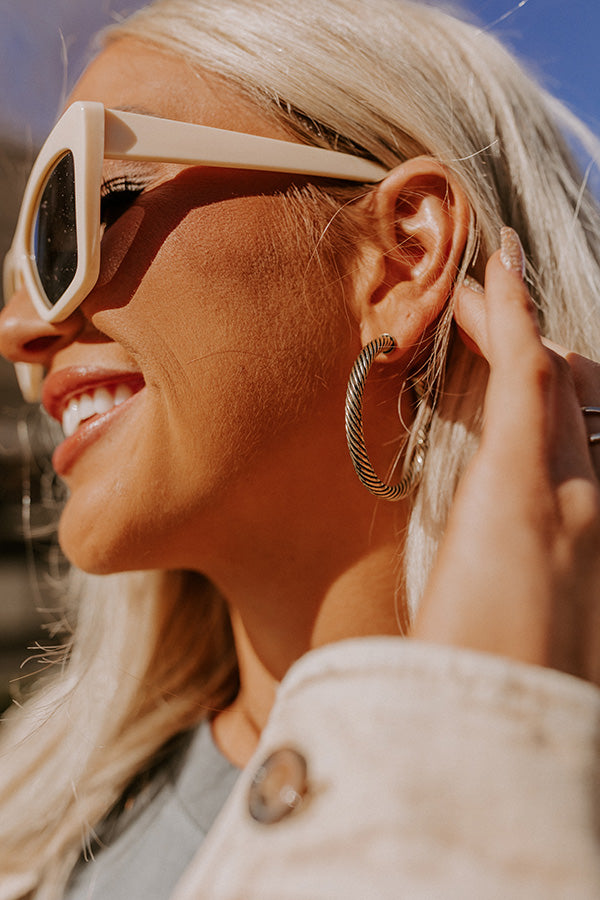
{"left": 0, "top": 0, "right": 598, "bottom": 897}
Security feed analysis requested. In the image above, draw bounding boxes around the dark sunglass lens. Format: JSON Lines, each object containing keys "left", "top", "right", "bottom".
{"left": 34, "top": 151, "right": 77, "bottom": 306}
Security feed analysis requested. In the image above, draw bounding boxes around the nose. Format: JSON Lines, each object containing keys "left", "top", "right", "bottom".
{"left": 0, "top": 287, "right": 85, "bottom": 400}
{"left": 0, "top": 287, "right": 85, "bottom": 364}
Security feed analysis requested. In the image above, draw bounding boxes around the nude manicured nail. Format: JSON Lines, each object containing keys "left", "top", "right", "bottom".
{"left": 500, "top": 226, "right": 525, "bottom": 279}
{"left": 463, "top": 275, "right": 484, "bottom": 294}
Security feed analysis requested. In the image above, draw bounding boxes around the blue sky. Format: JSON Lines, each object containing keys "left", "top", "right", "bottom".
{"left": 468, "top": 0, "right": 600, "bottom": 129}
{"left": 0, "top": 0, "right": 598, "bottom": 143}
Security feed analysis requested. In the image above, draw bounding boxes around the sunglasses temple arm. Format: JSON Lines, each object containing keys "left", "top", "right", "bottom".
{"left": 103, "top": 109, "right": 386, "bottom": 183}
{"left": 14, "top": 362, "right": 44, "bottom": 403}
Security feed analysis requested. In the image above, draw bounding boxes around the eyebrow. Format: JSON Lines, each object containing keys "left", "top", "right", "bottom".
{"left": 112, "top": 103, "right": 168, "bottom": 118}
{"left": 101, "top": 158, "right": 164, "bottom": 178}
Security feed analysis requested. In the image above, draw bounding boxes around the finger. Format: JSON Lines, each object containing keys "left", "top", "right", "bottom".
{"left": 484, "top": 231, "right": 597, "bottom": 484}
{"left": 542, "top": 338, "right": 600, "bottom": 389}
{"left": 453, "top": 236, "right": 550, "bottom": 473}
{"left": 454, "top": 228, "right": 540, "bottom": 369}
{"left": 477, "top": 231, "right": 550, "bottom": 462}
{"left": 455, "top": 229, "right": 599, "bottom": 483}
{"left": 541, "top": 342, "right": 600, "bottom": 480}
{"left": 545, "top": 347, "right": 597, "bottom": 483}
{"left": 483, "top": 230, "right": 542, "bottom": 371}
{"left": 453, "top": 277, "right": 489, "bottom": 358}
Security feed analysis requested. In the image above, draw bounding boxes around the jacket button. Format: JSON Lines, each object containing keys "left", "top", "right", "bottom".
{"left": 248, "top": 747, "right": 308, "bottom": 824}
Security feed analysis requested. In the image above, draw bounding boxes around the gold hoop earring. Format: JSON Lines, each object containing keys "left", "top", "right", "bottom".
{"left": 344, "top": 334, "right": 430, "bottom": 500}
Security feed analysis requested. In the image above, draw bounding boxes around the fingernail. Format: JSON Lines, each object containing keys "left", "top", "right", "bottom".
{"left": 463, "top": 275, "right": 484, "bottom": 294}
{"left": 500, "top": 226, "right": 525, "bottom": 279}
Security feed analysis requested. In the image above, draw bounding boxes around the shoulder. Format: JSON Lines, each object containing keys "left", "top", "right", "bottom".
{"left": 173, "top": 639, "right": 600, "bottom": 900}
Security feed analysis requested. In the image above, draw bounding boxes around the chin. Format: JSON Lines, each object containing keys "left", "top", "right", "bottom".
{"left": 57, "top": 502, "right": 145, "bottom": 576}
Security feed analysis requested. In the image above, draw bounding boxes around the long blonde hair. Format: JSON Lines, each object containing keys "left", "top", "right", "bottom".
{"left": 1, "top": 1, "right": 599, "bottom": 896}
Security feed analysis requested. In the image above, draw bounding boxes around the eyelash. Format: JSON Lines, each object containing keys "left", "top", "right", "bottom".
{"left": 100, "top": 176, "right": 147, "bottom": 230}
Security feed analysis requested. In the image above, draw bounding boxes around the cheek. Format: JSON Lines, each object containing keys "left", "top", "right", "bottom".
{"left": 96, "top": 206, "right": 146, "bottom": 287}
{"left": 110, "top": 192, "right": 349, "bottom": 417}
{"left": 72, "top": 192, "right": 356, "bottom": 571}
{"left": 165, "top": 196, "right": 349, "bottom": 442}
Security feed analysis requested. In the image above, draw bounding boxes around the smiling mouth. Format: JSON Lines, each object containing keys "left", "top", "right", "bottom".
{"left": 61, "top": 383, "right": 137, "bottom": 436}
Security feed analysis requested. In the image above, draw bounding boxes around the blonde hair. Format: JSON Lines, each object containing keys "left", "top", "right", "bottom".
{"left": 1, "top": 1, "right": 599, "bottom": 896}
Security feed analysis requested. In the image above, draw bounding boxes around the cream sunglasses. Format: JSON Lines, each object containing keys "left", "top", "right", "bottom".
{"left": 3, "top": 101, "right": 387, "bottom": 325}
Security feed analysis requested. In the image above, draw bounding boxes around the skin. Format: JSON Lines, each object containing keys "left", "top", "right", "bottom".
{"left": 0, "top": 40, "right": 447, "bottom": 760}
{"left": 1, "top": 40, "right": 599, "bottom": 765}
{"left": 417, "top": 255, "right": 600, "bottom": 684}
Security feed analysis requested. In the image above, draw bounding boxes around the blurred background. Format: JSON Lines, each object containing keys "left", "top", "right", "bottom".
{"left": 0, "top": 0, "right": 599, "bottom": 710}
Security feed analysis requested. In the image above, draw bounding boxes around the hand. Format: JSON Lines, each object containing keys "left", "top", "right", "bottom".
{"left": 413, "top": 229, "right": 600, "bottom": 685}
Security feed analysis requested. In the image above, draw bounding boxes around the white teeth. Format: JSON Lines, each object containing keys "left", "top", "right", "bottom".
{"left": 62, "top": 399, "right": 80, "bottom": 438}
{"left": 93, "top": 386, "right": 114, "bottom": 415}
{"left": 77, "top": 393, "right": 95, "bottom": 422}
{"left": 114, "top": 384, "right": 133, "bottom": 406}
{"left": 61, "top": 384, "right": 136, "bottom": 437}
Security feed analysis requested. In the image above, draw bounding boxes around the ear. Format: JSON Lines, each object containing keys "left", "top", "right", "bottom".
{"left": 353, "top": 156, "right": 470, "bottom": 363}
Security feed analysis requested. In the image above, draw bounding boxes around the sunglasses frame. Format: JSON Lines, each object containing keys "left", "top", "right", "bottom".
{"left": 4, "top": 101, "right": 387, "bottom": 323}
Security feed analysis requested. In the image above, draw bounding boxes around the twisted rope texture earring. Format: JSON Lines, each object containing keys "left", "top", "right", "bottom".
{"left": 345, "top": 334, "right": 429, "bottom": 500}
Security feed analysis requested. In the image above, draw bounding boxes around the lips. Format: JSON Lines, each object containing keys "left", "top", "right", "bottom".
{"left": 42, "top": 367, "right": 145, "bottom": 474}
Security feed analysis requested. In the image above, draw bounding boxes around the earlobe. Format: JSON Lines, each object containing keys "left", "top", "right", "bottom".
{"left": 355, "top": 157, "right": 470, "bottom": 359}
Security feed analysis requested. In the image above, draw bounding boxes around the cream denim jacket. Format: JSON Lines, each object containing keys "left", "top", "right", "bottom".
{"left": 173, "top": 638, "right": 600, "bottom": 900}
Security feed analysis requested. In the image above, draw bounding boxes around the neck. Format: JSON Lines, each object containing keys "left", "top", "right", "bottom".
{"left": 209, "top": 487, "right": 410, "bottom": 766}
{"left": 212, "top": 481, "right": 410, "bottom": 672}
{"left": 206, "top": 377, "right": 415, "bottom": 766}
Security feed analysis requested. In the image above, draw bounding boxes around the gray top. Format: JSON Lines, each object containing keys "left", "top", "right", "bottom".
{"left": 63, "top": 721, "right": 239, "bottom": 899}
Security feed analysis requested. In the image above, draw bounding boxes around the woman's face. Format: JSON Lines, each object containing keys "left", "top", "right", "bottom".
{"left": 0, "top": 40, "right": 361, "bottom": 574}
